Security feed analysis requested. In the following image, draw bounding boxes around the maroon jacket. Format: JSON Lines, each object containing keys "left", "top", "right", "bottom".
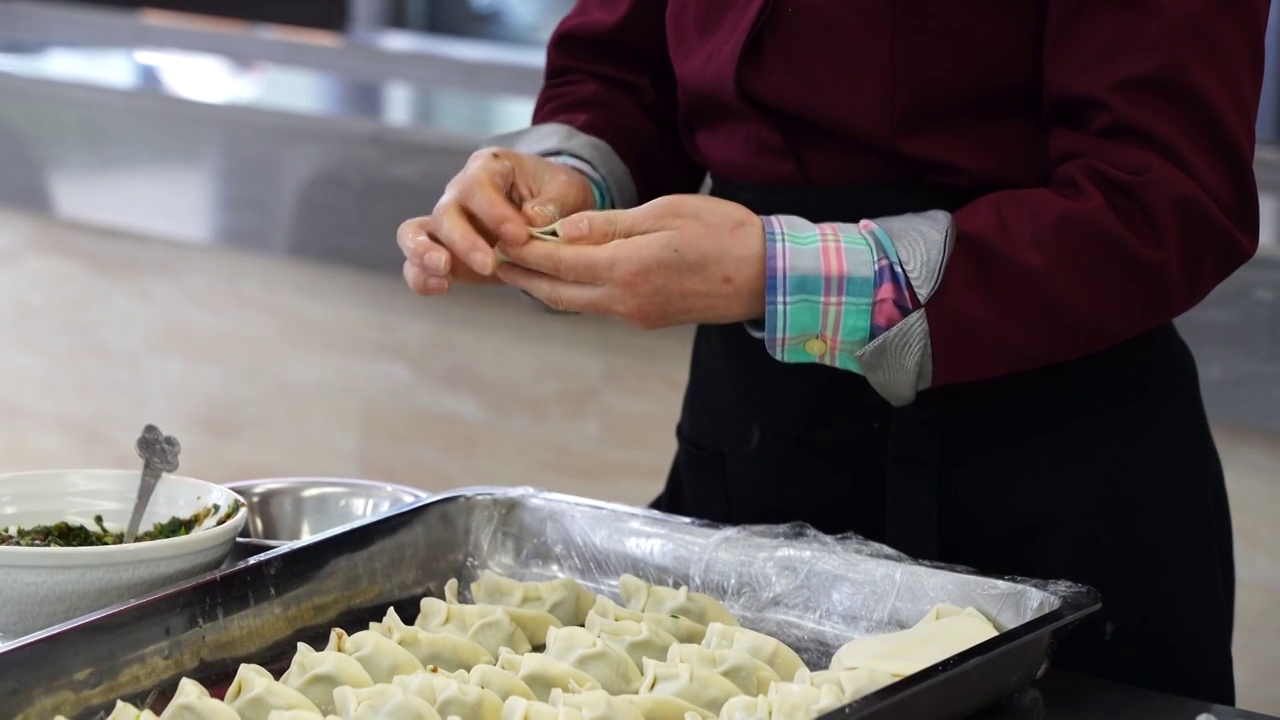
{"left": 531, "top": 0, "right": 1267, "bottom": 386}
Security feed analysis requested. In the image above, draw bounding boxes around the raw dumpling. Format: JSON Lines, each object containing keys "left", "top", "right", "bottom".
{"left": 471, "top": 570, "right": 595, "bottom": 627}
{"left": 828, "top": 605, "right": 998, "bottom": 677}
{"left": 266, "top": 712, "right": 327, "bottom": 720}
{"left": 766, "top": 681, "right": 847, "bottom": 718}
{"left": 104, "top": 700, "right": 154, "bottom": 720}
{"left": 280, "top": 642, "right": 375, "bottom": 713}
{"left": 638, "top": 658, "right": 744, "bottom": 715}
{"left": 543, "top": 625, "right": 642, "bottom": 695}
{"left": 369, "top": 607, "right": 495, "bottom": 672}
{"left": 665, "top": 645, "right": 779, "bottom": 695}
{"left": 466, "top": 663, "right": 538, "bottom": 702}
{"left": 716, "top": 695, "right": 771, "bottom": 720}
{"left": 392, "top": 672, "right": 503, "bottom": 720}
{"left": 324, "top": 627, "right": 425, "bottom": 684}
{"left": 548, "top": 689, "right": 644, "bottom": 720}
{"left": 333, "top": 684, "right": 441, "bottom": 720}
{"left": 586, "top": 596, "right": 706, "bottom": 645}
{"left": 592, "top": 619, "right": 681, "bottom": 670}
{"left": 701, "top": 624, "right": 807, "bottom": 681}
{"left": 224, "top": 663, "right": 321, "bottom": 720}
{"left": 417, "top": 595, "right": 533, "bottom": 656}
{"left": 445, "top": 579, "right": 563, "bottom": 647}
{"left": 612, "top": 694, "right": 714, "bottom": 720}
{"left": 798, "top": 668, "right": 896, "bottom": 703}
{"left": 159, "top": 677, "right": 240, "bottom": 720}
{"left": 500, "top": 697, "right": 586, "bottom": 720}
{"left": 617, "top": 575, "right": 739, "bottom": 627}
{"left": 495, "top": 648, "right": 602, "bottom": 702}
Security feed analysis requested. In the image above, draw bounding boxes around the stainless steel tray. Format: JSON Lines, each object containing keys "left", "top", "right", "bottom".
{"left": 0, "top": 488, "right": 1099, "bottom": 720}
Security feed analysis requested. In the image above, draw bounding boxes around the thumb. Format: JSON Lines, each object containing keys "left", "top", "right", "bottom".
{"left": 556, "top": 207, "right": 661, "bottom": 246}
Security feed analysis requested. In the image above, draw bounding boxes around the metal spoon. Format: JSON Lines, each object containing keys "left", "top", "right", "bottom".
{"left": 123, "top": 424, "right": 182, "bottom": 544}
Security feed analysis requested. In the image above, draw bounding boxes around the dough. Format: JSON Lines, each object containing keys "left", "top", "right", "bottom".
{"left": 828, "top": 605, "right": 998, "bottom": 676}
{"left": 701, "top": 623, "right": 807, "bottom": 682}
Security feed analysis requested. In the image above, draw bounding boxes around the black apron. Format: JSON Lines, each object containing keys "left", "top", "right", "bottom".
{"left": 653, "top": 178, "right": 1237, "bottom": 706}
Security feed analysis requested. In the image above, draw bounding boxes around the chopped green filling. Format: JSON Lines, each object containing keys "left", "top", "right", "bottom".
{"left": 0, "top": 500, "right": 242, "bottom": 548}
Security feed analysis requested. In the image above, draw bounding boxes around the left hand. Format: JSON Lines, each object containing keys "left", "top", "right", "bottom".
{"left": 494, "top": 195, "right": 767, "bottom": 329}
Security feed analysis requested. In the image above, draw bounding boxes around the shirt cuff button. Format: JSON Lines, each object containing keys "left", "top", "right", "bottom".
{"left": 803, "top": 337, "right": 828, "bottom": 357}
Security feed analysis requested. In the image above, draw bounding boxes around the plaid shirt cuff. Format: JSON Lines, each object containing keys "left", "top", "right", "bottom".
{"left": 763, "top": 215, "right": 920, "bottom": 373}
{"left": 545, "top": 153, "right": 613, "bottom": 210}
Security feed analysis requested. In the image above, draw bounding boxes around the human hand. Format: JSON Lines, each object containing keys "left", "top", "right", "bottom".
{"left": 397, "top": 148, "right": 595, "bottom": 295}
{"left": 494, "top": 195, "right": 766, "bottom": 328}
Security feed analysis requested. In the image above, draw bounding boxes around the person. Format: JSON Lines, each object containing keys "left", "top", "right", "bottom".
{"left": 397, "top": 1, "right": 1268, "bottom": 706}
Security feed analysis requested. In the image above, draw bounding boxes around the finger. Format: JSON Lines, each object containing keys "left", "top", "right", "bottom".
{"left": 431, "top": 204, "right": 496, "bottom": 276}
{"left": 397, "top": 217, "right": 441, "bottom": 267}
{"left": 555, "top": 206, "right": 662, "bottom": 246}
{"left": 403, "top": 260, "right": 450, "bottom": 296}
{"left": 500, "top": 237, "right": 615, "bottom": 284}
{"left": 464, "top": 177, "right": 534, "bottom": 247}
{"left": 494, "top": 264, "right": 610, "bottom": 314}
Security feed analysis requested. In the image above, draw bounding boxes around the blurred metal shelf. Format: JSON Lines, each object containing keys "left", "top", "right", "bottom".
{"left": 0, "top": 0, "right": 546, "bottom": 97}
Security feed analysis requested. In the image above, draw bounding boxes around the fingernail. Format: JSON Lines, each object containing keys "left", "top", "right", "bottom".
{"left": 423, "top": 250, "right": 448, "bottom": 273}
{"left": 424, "top": 277, "right": 448, "bottom": 293}
{"left": 559, "top": 216, "right": 586, "bottom": 238}
{"left": 531, "top": 204, "right": 558, "bottom": 224}
{"left": 470, "top": 250, "right": 493, "bottom": 275}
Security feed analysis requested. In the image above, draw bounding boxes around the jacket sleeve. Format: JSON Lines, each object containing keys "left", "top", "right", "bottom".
{"left": 489, "top": 0, "right": 704, "bottom": 208}
{"left": 849, "top": 0, "right": 1268, "bottom": 403}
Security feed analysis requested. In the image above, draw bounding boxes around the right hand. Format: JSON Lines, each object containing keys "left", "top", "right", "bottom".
{"left": 398, "top": 148, "right": 596, "bottom": 296}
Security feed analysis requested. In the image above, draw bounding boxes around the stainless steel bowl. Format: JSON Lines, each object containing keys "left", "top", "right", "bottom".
{"left": 223, "top": 477, "right": 429, "bottom": 548}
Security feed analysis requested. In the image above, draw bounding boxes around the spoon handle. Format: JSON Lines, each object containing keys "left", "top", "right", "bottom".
{"left": 123, "top": 424, "right": 182, "bottom": 544}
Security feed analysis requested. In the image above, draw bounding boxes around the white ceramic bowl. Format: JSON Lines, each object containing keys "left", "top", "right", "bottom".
{"left": 0, "top": 469, "right": 248, "bottom": 641}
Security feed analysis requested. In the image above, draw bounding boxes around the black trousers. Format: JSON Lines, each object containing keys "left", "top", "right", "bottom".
{"left": 652, "top": 179, "right": 1236, "bottom": 706}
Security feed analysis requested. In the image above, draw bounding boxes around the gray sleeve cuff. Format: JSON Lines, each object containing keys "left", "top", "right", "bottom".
{"left": 487, "top": 122, "right": 639, "bottom": 209}
{"left": 854, "top": 210, "right": 955, "bottom": 406}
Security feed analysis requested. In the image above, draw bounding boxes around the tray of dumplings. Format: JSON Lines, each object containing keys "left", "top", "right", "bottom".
{"left": 0, "top": 488, "right": 1099, "bottom": 720}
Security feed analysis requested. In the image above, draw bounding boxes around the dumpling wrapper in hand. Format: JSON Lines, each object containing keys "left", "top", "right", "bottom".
{"left": 417, "top": 594, "right": 534, "bottom": 657}
{"left": 586, "top": 596, "right": 706, "bottom": 645}
{"left": 325, "top": 627, "right": 425, "bottom": 684}
{"left": 470, "top": 570, "right": 596, "bottom": 628}
{"left": 333, "top": 684, "right": 441, "bottom": 720}
{"left": 280, "top": 642, "right": 375, "bottom": 714}
{"left": 828, "top": 605, "right": 998, "bottom": 676}
{"left": 638, "top": 658, "right": 744, "bottom": 715}
{"left": 543, "top": 625, "right": 643, "bottom": 695}
{"left": 466, "top": 663, "right": 539, "bottom": 702}
{"left": 611, "top": 694, "right": 714, "bottom": 720}
{"left": 500, "top": 696, "right": 586, "bottom": 720}
{"left": 496, "top": 648, "right": 602, "bottom": 702}
{"left": 369, "top": 606, "right": 494, "bottom": 672}
{"left": 159, "top": 677, "right": 240, "bottom": 720}
{"left": 700, "top": 623, "right": 807, "bottom": 682}
{"left": 665, "top": 644, "right": 779, "bottom": 696}
{"left": 547, "top": 689, "right": 644, "bottom": 720}
{"left": 528, "top": 223, "right": 564, "bottom": 242}
{"left": 224, "top": 663, "right": 321, "bottom": 720}
{"left": 445, "top": 578, "right": 563, "bottom": 647}
{"left": 617, "top": 575, "right": 739, "bottom": 627}
{"left": 392, "top": 671, "right": 503, "bottom": 720}
{"left": 592, "top": 618, "right": 681, "bottom": 671}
